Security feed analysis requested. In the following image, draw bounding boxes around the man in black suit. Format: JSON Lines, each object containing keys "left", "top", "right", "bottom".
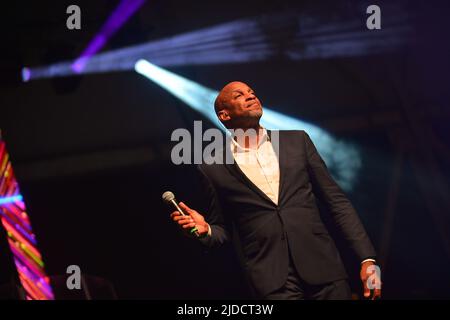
{"left": 171, "top": 81, "right": 381, "bottom": 300}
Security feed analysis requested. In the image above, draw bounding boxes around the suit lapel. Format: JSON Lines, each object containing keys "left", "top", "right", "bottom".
{"left": 222, "top": 135, "right": 276, "bottom": 206}
{"left": 225, "top": 161, "right": 276, "bottom": 205}
{"left": 271, "top": 130, "right": 286, "bottom": 206}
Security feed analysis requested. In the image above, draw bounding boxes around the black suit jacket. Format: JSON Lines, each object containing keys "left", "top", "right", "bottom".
{"left": 197, "top": 130, "right": 376, "bottom": 298}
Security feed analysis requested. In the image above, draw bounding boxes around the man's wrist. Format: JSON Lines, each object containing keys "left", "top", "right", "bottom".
{"left": 197, "top": 223, "right": 211, "bottom": 238}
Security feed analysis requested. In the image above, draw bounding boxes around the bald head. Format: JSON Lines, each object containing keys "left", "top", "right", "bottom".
{"left": 214, "top": 81, "right": 246, "bottom": 114}
{"left": 213, "top": 81, "right": 263, "bottom": 129}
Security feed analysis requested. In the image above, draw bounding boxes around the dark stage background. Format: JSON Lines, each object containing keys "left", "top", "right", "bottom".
{"left": 1, "top": 0, "right": 449, "bottom": 299}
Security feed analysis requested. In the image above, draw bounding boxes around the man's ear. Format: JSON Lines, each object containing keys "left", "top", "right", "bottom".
{"left": 218, "top": 110, "right": 230, "bottom": 122}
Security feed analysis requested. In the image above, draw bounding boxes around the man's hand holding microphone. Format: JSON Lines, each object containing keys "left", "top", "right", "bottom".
{"left": 163, "top": 191, "right": 209, "bottom": 238}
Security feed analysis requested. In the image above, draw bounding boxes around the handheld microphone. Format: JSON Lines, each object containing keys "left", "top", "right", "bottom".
{"left": 162, "top": 191, "right": 200, "bottom": 237}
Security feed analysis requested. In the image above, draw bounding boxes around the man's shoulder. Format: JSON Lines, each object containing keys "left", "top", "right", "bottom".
{"left": 197, "top": 151, "right": 228, "bottom": 174}
{"left": 269, "top": 129, "right": 307, "bottom": 140}
{"left": 269, "top": 129, "right": 306, "bottom": 135}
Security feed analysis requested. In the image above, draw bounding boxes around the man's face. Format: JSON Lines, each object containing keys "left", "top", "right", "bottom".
{"left": 217, "top": 82, "right": 263, "bottom": 128}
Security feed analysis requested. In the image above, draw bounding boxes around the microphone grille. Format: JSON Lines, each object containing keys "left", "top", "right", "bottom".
{"left": 162, "top": 191, "right": 175, "bottom": 202}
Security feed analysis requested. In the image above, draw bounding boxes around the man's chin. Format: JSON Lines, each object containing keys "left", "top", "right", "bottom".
{"left": 248, "top": 110, "right": 263, "bottom": 119}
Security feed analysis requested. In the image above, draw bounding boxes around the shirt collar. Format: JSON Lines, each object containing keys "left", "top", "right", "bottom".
{"left": 230, "top": 127, "right": 269, "bottom": 153}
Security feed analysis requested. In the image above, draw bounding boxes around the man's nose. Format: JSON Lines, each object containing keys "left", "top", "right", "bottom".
{"left": 245, "top": 93, "right": 256, "bottom": 101}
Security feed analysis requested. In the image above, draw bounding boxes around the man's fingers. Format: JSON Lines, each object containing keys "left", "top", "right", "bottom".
{"left": 373, "top": 289, "right": 381, "bottom": 300}
{"left": 170, "top": 211, "right": 181, "bottom": 219}
{"left": 182, "top": 222, "right": 196, "bottom": 229}
{"left": 173, "top": 214, "right": 190, "bottom": 221}
{"left": 174, "top": 216, "right": 194, "bottom": 224}
{"left": 362, "top": 278, "right": 371, "bottom": 298}
{"left": 179, "top": 202, "right": 192, "bottom": 213}
{"left": 171, "top": 212, "right": 185, "bottom": 221}
{"left": 170, "top": 202, "right": 202, "bottom": 235}
{"left": 179, "top": 202, "right": 201, "bottom": 219}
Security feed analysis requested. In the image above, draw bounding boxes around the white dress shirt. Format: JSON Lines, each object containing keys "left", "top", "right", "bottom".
{"left": 230, "top": 128, "right": 280, "bottom": 205}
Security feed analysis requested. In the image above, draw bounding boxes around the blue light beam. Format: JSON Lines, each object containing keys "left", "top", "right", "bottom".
{"left": 135, "top": 59, "right": 361, "bottom": 191}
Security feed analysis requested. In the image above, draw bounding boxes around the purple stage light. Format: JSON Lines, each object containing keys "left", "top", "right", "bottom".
{"left": 23, "top": 3, "right": 414, "bottom": 81}
{"left": 21, "top": 67, "right": 31, "bottom": 82}
{"left": 71, "top": 0, "right": 146, "bottom": 73}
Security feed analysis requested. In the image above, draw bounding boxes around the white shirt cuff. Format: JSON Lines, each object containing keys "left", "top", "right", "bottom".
{"left": 361, "top": 258, "right": 376, "bottom": 264}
